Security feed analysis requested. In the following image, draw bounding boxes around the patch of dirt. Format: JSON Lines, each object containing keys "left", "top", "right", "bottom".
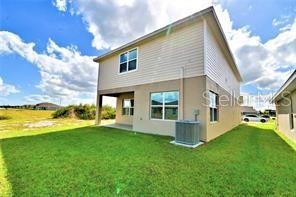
{"left": 24, "top": 121, "right": 55, "bottom": 128}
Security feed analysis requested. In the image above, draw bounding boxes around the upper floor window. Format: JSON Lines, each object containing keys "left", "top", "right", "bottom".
{"left": 119, "top": 48, "right": 138, "bottom": 73}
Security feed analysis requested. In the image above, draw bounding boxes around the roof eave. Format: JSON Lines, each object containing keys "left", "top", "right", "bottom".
{"left": 270, "top": 70, "right": 296, "bottom": 103}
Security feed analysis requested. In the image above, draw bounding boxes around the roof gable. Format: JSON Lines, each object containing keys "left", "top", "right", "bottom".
{"left": 93, "top": 6, "right": 242, "bottom": 82}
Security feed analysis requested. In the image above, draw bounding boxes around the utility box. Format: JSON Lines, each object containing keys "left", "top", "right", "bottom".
{"left": 175, "top": 120, "right": 200, "bottom": 146}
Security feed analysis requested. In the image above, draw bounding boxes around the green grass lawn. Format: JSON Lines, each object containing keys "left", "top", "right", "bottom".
{"left": 0, "top": 110, "right": 296, "bottom": 196}
{"left": 0, "top": 109, "right": 94, "bottom": 139}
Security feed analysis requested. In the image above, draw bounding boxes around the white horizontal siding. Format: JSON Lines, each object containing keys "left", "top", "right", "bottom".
{"left": 98, "top": 21, "right": 204, "bottom": 90}
{"left": 205, "top": 23, "right": 240, "bottom": 97}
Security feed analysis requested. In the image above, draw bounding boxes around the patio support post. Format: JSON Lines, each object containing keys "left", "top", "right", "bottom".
{"left": 96, "top": 93, "right": 103, "bottom": 125}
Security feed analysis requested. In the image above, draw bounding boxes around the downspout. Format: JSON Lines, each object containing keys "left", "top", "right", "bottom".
{"left": 203, "top": 17, "right": 208, "bottom": 141}
{"left": 289, "top": 95, "right": 294, "bottom": 113}
{"left": 203, "top": 18, "right": 207, "bottom": 76}
{"left": 95, "top": 63, "right": 101, "bottom": 125}
{"left": 289, "top": 94, "right": 294, "bottom": 129}
{"left": 179, "top": 67, "right": 184, "bottom": 120}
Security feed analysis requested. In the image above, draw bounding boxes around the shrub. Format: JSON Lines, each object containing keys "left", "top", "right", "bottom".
{"left": 52, "top": 104, "right": 116, "bottom": 120}
{"left": 101, "top": 105, "right": 116, "bottom": 120}
{"left": 52, "top": 104, "right": 96, "bottom": 120}
{"left": 52, "top": 106, "right": 74, "bottom": 119}
{"left": 74, "top": 104, "right": 96, "bottom": 120}
{"left": 0, "top": 115, "right": 11, "bottom": 120}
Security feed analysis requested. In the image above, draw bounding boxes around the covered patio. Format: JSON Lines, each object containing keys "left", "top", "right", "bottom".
{"left": 96, "top": 90, "right": 134, "bottom": 130}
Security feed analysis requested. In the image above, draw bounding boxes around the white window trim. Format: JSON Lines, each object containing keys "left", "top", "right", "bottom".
{"left": 122, "top": 99, "right": 134, "bottom": 116}
{"left": 150, "top": 91, "right": 179, "bottom": 121}
{"left": 118, "top": 47, "right": 139, "bottom": 75}
{"left": 209, "top": 91, "right": 219, "bottom": 122}
{"left": 209, "top": 121, "right": 218, "bottom": 124}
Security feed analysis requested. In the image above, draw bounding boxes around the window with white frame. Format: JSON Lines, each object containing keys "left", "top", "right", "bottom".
{"left": 150, "top": 91, "right": 179, "bottom": 120}
{"left": 209, "top": 91, "right": 218, "bottom": 122}
{"left": 119, "top": 49, "right": 138, "bottom": 73}
{"left": 122, "top": 99, "right": 134, "bottom": 116}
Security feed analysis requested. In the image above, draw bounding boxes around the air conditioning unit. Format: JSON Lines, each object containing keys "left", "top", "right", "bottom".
{"left": 174, "top": 120, "right": 201, "bottom": 147}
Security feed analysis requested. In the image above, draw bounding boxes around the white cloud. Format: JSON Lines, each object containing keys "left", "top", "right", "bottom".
{"left": 0, "top": 77, "right": 20, "bottom": 96}
{"left": 0, "top": 31, "right": 98, "bottom": 105}
{"left": 25, "top": 94, "right": 54, "bottom": 103}
{"left": 67, "top": 0, "right": 212, "bottom": 50}
{"left": 241, "top": 92, "right": 275, "bottom": 111}
{"left": 232, "top": 18, "right": 296, "bottom": 89}
{"left": 210, "top": 5, "right": 296, "bottom": 90}
{"left": 57, "top": 0, "right": 296, "bottom": 90}
{"left": 52, "top": 0, "right": 67, "bottom": 12}
{"left": 273, "top": 18, "right": 288, "bottom": 27}
{"left": 272, "top": 14, "right": 295, "bottom": 30}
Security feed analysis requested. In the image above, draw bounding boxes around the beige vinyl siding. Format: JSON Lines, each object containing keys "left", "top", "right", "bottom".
{"left": 98, "top": 20, "right": 204, "bottom": 90}
{"left": 205, "top": 23, "right": 240, "bottom": 97}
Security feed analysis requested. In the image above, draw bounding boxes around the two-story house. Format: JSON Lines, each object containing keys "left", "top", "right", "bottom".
{"left": 271, "top": 70, "right": 296, "bottom": 142}
{"left": 93, "top": 7, "right": 242, "bottom": 142}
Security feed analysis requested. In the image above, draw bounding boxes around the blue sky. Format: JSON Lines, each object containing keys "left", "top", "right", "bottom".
{"left": 221, "top": 0, "right": 296, "bottom": 41}
{"left": 0, "top": 0, "right": 295, "bottom": 109}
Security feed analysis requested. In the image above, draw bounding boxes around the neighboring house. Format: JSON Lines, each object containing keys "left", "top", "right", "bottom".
{"left": 35, "top": 102, "right": 61, "bottom": 110}
{"left": 271, "top": 70, "right": 296, "bottom": 141}
{"left": 241, "top": 106, "right": 257, "bottom": 115}
{"left": 94, "top": 7, "right": 242, "bottom": 142}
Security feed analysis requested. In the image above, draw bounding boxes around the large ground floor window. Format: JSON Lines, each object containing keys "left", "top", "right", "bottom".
{"left": 150, "top": 91, "right": 179, "bottom": 120}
